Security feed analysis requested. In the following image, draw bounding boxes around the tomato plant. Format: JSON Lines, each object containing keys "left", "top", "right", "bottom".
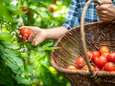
{"left": 0, "top": 0, "right": 70, "bottom": 86}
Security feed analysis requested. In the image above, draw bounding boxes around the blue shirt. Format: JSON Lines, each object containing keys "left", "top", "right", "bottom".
{"left": 63, "top": 0, "right": 115, "bottom": 29}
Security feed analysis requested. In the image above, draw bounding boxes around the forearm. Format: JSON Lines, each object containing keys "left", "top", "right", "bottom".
{"left": 45, "top": 26, "right": 69, "bottom": 39}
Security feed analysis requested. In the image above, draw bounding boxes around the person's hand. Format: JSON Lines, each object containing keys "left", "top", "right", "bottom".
{"left": 96, "top": 3, "right": 115, "bottom": 22}
{"left": 19, "top": 26, "right": 47, "bottom": 46}
{"left": 19, "top": 26, "right": 68, "bottom": 46}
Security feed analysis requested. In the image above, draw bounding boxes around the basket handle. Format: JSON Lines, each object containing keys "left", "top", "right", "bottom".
{"left": 80, "top": 0, "right": 94, "bottom": 76}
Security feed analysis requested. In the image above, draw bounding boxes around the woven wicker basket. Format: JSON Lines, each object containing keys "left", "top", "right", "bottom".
{"left": 51, "top": 0, "right": 115, "bottom": 86}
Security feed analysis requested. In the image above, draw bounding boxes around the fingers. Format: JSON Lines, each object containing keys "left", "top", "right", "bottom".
{"left": 19, "top": 26, "right": 40, "bottom": 41}
{"left": 19, "top": 26, "right": 46, "bottom": 45}
{"left": 28, "top": 33, "right": 34, "bottom": 42}
{"left": 96, "top": 4, "right": 111, "bottom": 11}
{"left": 94, "top": 0, "right": 112, "bottom": 6}
{"left": 97, "top": 10, "right": 109, "bottom": 16}
{"left": 96, "top": 3, "right": 114, "bottom": 22}
{"left": 96, "top": 5, "right": 109, "bottom": 19}
{"left": 19, "top": 26, "right": 39, "bottom": 32}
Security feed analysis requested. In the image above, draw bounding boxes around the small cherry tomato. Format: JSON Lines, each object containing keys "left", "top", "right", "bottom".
{"left": 93, "top": 51, "right": 101, "bottom": 58}
{"left": 19, "top": 28, "right": 33, "bottom": 41}
{"left": 107, "top": 52, "right": 115, "bottom": 63}
{"left": 100, "top": 46, "right": 110, "bottom": 55}
{"left": 74, "top": 57, "right": 85, "bottom": 69}
{"left": 91, "top": 51, "right": 101, "bottom": 61}
{"left": 103, "top": 62, "right": 115, "bottom": 72}
{"left": 94, "top": 56, "right": 107, "bottom": 69}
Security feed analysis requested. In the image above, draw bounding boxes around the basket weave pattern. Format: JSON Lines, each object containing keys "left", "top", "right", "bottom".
{"left": 51, "top": 22, "right": 115, "bottom": 86}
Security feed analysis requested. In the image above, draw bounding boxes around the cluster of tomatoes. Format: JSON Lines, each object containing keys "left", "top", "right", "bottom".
{"left": 19, "top": 27, "right": 33, "bottom": 41}
{"left": 68, "top": 46, "right": 115, "bottom": 72}
{"left": 87, "top": 46, "right": 115, "bottom": 72}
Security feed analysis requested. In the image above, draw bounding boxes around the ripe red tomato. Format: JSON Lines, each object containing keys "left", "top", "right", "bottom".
{"left": 100, "top": 46, "right": 110, "bottom": 56}
{"left": 91, "top": 51, "right": 101, "bottom": 61}
{"left": 19, "top": 28, "right": 33, "bottom": 41}
{"left": 94, "top": 56, "right": 107, "bottom": 69}
{"left": 74, "top": 57, "right": 85, "bottom": 69}
{"left": 92, "top": 51, "right": 101, "bottom": 58}
{"left": 103, "top": 62, "right": 115, "bottom": 72}
{"left": 107, "top": 52, "right": 115, "bottom": 63}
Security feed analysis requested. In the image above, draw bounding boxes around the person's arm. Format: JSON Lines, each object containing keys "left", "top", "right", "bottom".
{"left": 19, "top": 0, "right": 79, "bottom": 46}
{"left": 19, "top": 26, "right": 68, "bottom": 45}
{"left": 45, "top": 27, "right": 68, "bottom": 39}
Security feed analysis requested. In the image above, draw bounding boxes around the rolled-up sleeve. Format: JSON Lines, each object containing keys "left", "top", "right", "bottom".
{"left": 63, "top": 0, "right": 79, "bottom": 30}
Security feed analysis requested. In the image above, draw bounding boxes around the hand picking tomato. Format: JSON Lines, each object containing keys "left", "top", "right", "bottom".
{"left": 103, "top": 62, "right": 115, "bottom": 72}
{"left": 74, "top": 57, "right": 85, "bottom": 69}
{"left": 100, "top": 46, "right": 110, "bottom": 56}
{"left": 94, "top": 56, "right": 107, "bottom": 69}
{"left": 107, "top": 52, "right": 115, "bottom": 63}
{"left": 19, "top": 28, "right": 33, "bottom": 41}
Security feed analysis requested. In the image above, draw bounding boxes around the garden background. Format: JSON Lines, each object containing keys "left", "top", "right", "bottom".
{"left": 0, "top": 0, "right": 71, "bottom": 86}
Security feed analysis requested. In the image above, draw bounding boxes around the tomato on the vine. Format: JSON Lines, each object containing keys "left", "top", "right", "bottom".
{"left": 19, "top": 28, "right": 33, "bottom": 41}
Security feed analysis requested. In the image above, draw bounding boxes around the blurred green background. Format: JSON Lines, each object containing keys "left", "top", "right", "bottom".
{"left": 0, "top": 0, "right": 71, "bottom": 86}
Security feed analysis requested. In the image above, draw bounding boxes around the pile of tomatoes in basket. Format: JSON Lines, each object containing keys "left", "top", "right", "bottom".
{"left": 68, "top": 46, "right": 115, "bottom": 72}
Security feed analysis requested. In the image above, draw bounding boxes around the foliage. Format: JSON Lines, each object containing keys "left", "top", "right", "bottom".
{"left": 0, "top": 0, "right": 71, "bottom": 86}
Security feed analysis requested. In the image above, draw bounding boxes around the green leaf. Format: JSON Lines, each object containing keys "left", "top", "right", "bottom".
{"left": 0, "top": 60, "right": 17, "bottom": 86}
{"left": 0, "top": 32, "right": 12, "bottom": 41}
